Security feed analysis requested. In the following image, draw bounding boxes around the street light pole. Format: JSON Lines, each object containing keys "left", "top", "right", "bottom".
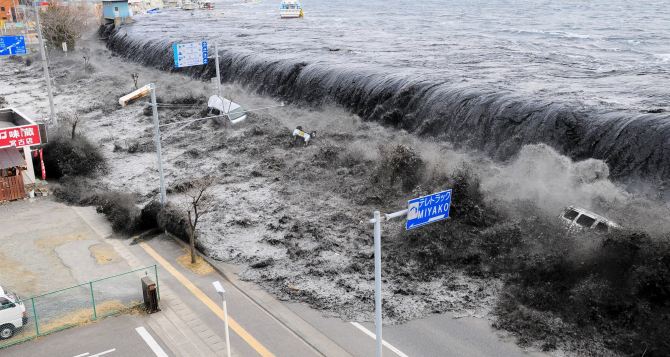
{"left": 149, "top": 83, "right": 167, "bottom": 205}
{"left": 369, "top": 208, "right": 408, "bottom": 357}
{"left": 33, "top": 1, "right": 56, "bottom": 125}
{"left": 214, "top": 42, "right": 222, "bottom": 99}
{"left": 212, "top": 281, "right": 231, "bottom": 357}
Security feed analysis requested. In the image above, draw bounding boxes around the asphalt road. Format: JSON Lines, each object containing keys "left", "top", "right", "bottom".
{"left": 1, "top": 315, "right": 171, "bottom": 357}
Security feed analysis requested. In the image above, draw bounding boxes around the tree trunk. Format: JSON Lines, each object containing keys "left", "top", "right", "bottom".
{"left": 190, "top": 227, "right": 196, "bottom": 264}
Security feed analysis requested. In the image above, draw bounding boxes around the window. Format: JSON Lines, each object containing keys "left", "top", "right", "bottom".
{"left": 575, "top": 214, "right": 596, "bottom": 228}
{"left": 563, "top": 209, "right": 579, "bottom": 221}
{"left": 0, "top": 297, "right": 14, "bottom": 310}
{"left": 595, "top": 222, "right": 609, "bottom": 233}
{"left": 115, "top": 6, "right": 119, "bottom": 11}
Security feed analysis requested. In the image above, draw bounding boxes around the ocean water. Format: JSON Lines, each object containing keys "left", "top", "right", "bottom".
{"left": 129, "top": 0, "right": 670, "bottom": 110}
{"left": 108, "top": 0, "right": 670, "bottom": 181}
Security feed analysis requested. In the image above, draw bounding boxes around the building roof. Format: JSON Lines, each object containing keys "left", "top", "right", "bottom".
{"left": 0, "top": 147, "right": 25, "bottom": 169}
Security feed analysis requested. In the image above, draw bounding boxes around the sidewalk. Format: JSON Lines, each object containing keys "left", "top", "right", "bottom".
{"left": 107, "top": 238, "right": 236, "bottom": 357}
{"left": 75, "top": 206, "right": 235, "bottom": 357}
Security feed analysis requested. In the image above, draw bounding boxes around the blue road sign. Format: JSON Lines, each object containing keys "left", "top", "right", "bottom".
{"left": 0, "top": 36, "right": 27, "bottom": 56}
{"left": 172, "top": 41, "right": 208, "bottom": 68}
{"left": 406, "top": 189, "right": 452, "bottom": 230}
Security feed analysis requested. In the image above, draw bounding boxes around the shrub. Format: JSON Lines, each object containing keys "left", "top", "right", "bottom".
{"left": 51, "top": 176, "right": 94, "bottom": 203}
{"left": 42, "top": 134, "right": 106, "bottom": 178}
{"left": 140, "top": 200, "right": 190, "bottom": 242}
{"left": 40, "top": 1, "right": 91, "bottom": 50}
{"left": 82, "top": 192, "right": 142, "bottom": 234}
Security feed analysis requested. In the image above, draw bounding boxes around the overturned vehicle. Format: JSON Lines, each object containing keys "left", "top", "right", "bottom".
{"left": 560, "top": 206, "right": 620, "bottom": 233}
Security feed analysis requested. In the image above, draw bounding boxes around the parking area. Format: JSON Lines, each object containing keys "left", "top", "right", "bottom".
{"left": 0, "top": 198, "right": 149, "bottom": 347}
{"left": 1, "top": 314, "right": 171, "bottom": 357}
{"left": 0, "top": 199, "right": 133, "bottom": 296}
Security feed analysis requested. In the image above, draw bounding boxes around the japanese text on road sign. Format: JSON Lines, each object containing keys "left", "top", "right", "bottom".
{"left": 0, "top": 124, "right": 42, "bottom": 149}
{"left": 406, "top": 189, "right": 452, "bottom": 230}
{"left": 0, "top": 36, "right": 27, "bottom": 56}
{"left": 172, "top": 41, "right": 208, "bottom": 68}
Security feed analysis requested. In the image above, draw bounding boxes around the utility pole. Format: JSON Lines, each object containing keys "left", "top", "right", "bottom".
{"left": 214, "top": 42, "right": 222, "bottom": 99}
{"left": 149, "top": 83, "right": 167, "bottom": 205}
{"left": 33, "top": 1, "right": 56, "bottom": 125}
{"left": 372, "top": 210, "right": 383, "bottom": 357}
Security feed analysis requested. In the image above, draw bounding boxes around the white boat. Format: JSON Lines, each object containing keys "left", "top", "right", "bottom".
{"left": 207, "top": 95, "right": 247, "bottom": 124}
{"left": 182, "top": 0, "right": 196, "bottom": 10}
{"left": 280, "top": 0, "right": 303, "bottom": 18}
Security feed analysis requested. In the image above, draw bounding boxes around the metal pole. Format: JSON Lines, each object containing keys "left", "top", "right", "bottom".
{"left": 90, "top": 281, "right": 97, "bottom": 320}
{"left": 214, "top": 42, "right": 222, "bottom": 99}
{"left": 154, "top": 265, "right": 160, "bottom": 301}
{"left": 373, "top": 210, "right": 383, "bottom": 357}
{"left": 150, "top": 84, "right": 167, "bottom": 205}
{"left": 222, "top": 297, "right": 231, "bottom": 357}
{"left": 31, "top": 297, "right": 39, "bottom": 335}
{"left": 33, "top": 1, "right": 56, "bottom": 125}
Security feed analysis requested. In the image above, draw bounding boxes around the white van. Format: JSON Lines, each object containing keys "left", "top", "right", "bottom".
{"left": 560, "top": 206, "right": 620, "bottom": 233}
{"left": 0, "top": 286, "right": 27, "bottom": 340}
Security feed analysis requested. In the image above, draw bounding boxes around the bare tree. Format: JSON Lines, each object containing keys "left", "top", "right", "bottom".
{"left": 58, "top": 110, "right": 81, "bottom": 139}
{"left": 40, "top": 1, "right": 91, "bottom": 51}
{"left": 185, "top": 177, "right": 216, "bottom": 264}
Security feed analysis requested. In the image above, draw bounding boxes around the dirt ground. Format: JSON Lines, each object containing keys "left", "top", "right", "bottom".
{"left": 3, "top": 32, "right": 670, "bottom": 356}
{"left": 0, "top": 199, "right": 131, "bottom": 296}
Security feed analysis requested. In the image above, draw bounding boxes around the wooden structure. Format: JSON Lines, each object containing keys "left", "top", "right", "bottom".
{"left": 0, "top": 147, "right": 26, "bottom": 202}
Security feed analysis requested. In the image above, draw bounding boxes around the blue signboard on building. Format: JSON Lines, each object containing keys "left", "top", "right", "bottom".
{"left": 172, "top": 41, "right": 208, "bottom": 68}
{"left": 0, "top": 36, "right": 27, "bottom": 56}
{"left": 406, "top": 189, "right": 452, "bottom": 230}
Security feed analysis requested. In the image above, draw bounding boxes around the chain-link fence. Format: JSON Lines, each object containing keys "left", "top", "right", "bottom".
{"left": 0, "top": 265, "right": 158, "bottom": 349}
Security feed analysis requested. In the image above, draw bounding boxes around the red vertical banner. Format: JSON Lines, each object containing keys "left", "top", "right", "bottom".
{"left": 39, "top": 149, "right": 46, "bottom": 180}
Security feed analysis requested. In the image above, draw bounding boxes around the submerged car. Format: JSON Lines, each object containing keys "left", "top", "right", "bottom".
{"left": 207, "top": 95, "right": 247, "bottom": 125}
{"left": 560, "top": 206, "right": 620, "bottom": 233}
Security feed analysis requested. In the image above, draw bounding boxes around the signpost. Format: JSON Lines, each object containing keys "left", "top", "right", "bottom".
{"left": 368, "top": 189, "right": 452, "bottom": 357}
{"left": 0, "top": 124, "right": 42, "bottom": 149}
{"left": 0, "top": 35, "right": 27, "bottom": 56}
{"left": 172, "top": 41, "right": 208, "bottom": 68}
{"left": 406, "top": 190, "right": 452, "bottom": 230}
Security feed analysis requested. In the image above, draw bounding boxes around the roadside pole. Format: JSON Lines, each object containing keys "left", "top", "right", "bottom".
{"left": 222, "top": 294, "right": 231, "bottom": 357}
{"left": 372, "top": 210, "right": 383, "bottom": 357}
{"left": 369, "top": 208, "right": 408, "bottom": 357}
{"left": 212, "top": 281, "right": 231, "bottom": 357}
{"left": 214, "top": 42, "right": 222, "bottom": 98}
{"left": 368, "top": 189, "right": 452, "bottom": 357}
{"left": 33, "top": 1, "right": 56, "bottom": 125}
{"left": 149, "top": 83, "right": 167, "bottom": 205}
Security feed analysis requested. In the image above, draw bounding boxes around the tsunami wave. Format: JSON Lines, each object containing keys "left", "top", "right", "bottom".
{"left": 103, "top": 26, "right": 670, "bottom": 185}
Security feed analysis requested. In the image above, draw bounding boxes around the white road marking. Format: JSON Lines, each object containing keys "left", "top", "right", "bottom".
{"left": 136, "top": 326, "right": 168, "bottom": 357}
{"left": 73, "top": 349, "right": 115, "bottom": 357}
{"left": 350, "top": 322, "right": 410, "bottom": 357}
{"left": 91, "top": 349, "right": 116, "bottom": 357}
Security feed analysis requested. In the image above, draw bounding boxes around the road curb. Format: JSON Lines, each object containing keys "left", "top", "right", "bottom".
{"left": 164, "top": 232, "right": 353, "bottom": 357}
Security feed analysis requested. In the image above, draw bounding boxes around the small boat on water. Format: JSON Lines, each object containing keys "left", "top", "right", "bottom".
{"left": 182, "top": 0, "right": 196, "bottom": 10}
{"left": 280, "top": 0, "right": 303, "bottom": 18}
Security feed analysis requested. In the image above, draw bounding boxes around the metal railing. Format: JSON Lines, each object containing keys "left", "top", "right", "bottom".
{"left": 0, "top": 265, "right": 159, "bottom": 349}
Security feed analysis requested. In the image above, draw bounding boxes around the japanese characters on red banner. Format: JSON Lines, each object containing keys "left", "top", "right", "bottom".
{"left": 0, "top": 124, "right": 41, "bottom": 149}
